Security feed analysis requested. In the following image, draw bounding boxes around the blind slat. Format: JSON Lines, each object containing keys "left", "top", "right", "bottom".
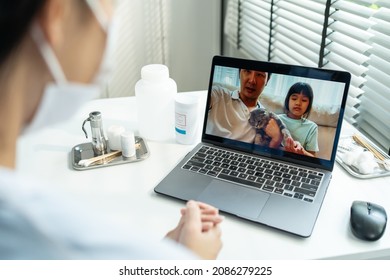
{"left": 273, "top": 44, "right": 318, "bottom": 66}
{"left": 275, "top": 5, "right": 324, "bottom": 25}
{"left": 359, "top": 120, "right": 390, "bottom": 150}
{"left": 277, "top": 0, "right": 327, "bottom": 15}
{"left": 368, "top": 54, "right": 390, "bottom": 73}
{"left": 275, "top": 35, "right": 319, "bottom": 63}
{"left": 331, "top": 11, "right": 373, "bottom": 29}
{"left": 370, "top": 30, "right": 390, "bottom": 49}
{"left": 327, "top": 32, "right": 372, "bottom": 53}
{"left": 367, "top": 65, "right": 390, "bottom": 88}
{"left": 326, "top": 52, "right": 368, "bottom": 77}
{"left": 326, "top": 43, "right": 369, "bottom": 65}
{"left": 323, "top": 64, "right": 366, "bottom": 88}
{"left": 329, "top": 21, "right": 374, "bottom": 42}
{"left": 362, "top": 86, "right": 390, "bottom": 112}
{"left": 348, "top": 86, "right": 364, "bottom": 99}
{"left": 274, "top": 25, "right": 321, "bottom": 52}
{"left": 274, "top": 18, "right": 322, "bottom": 45}
{"left": 373, "top": 5, "right": 390, "bottom": 17}
{"left": 245, "top": 0, "right": 272, "bottom": 8}
{"left": 332, "top": 0, "right": 375, "bottom": 17}
{"left": 241, "top": 2, "right": 270, "bottom": 16}
{"left": 364, "top": 79, "right": 390, "bottom": 98}
{"left": 240, "top": 22, "right": 269, "bottom": 36}
{"left": 240, "top": 36, "right": 269, "bottom": 56}
{"left": 346, "top": 96, "right": 360, "bottom": 108}
{"left": 360, "top": 104, "right": 390, "bottom": 136}
{"left": 344, "top": 106, "right": 360, "bottom": 121}
{"left": 372, "top": 18, "right": 390, "bottom": 35}
{"left": 276, "top": 9, "right": 324, "bottom": 34}
{"left": 272, "top": 49, "right": 311, "bottom": 66}
{"left": 367, "top": 43, "right": 389, "bottom": 60}
{"left": 349, "top": 76, "right": 367, "bottom": 89}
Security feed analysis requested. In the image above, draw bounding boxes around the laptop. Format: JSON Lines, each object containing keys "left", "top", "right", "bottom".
{"left": 155, "top": 55, "right": 351, "bottom": 237}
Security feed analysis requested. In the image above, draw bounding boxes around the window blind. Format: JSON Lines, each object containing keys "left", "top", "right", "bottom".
{"left": 359, "top": 5, "right": 390, "bottom": 151}
{"left": 239, "top": 0, "right": 272, "bottom": 61}
{"left": 272, "top": 0, "right": 327, "bottom": 67}
{"left": 325, "top": 0, "right": 390, "bottom": 150}
{"left": 324, "top": 0, "right": 375, "bottom": 126}
{"left": 224, "top": 0, "right": 240, "bottom": 49}
{"left": 107, "top": 0, "right": 168, "bottom": 98}
{"left": 223, "top": 0, "right": 390, "bottom": 151}
{"left": 225, "top": 0, "right": 272, "bottom": 61}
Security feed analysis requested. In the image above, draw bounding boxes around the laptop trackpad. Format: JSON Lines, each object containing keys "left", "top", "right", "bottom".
{"left": 197, "top": 180, "right": 269, "bottom": 220}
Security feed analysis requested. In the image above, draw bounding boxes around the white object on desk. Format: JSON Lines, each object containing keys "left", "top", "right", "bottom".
{"left": 121, "top": 131, "right": 136, "bottom": 158}
{"left": 341, "top": 149, "right": 377, "bottom": 175}
{"left": 107, "top": 124, "right": 126, "bottom": 151}
{"left": 175, "top": 94, "right": 200, "bottom": 145}
{"left": 135, "top": 64, "right": 177, "bottom": 141}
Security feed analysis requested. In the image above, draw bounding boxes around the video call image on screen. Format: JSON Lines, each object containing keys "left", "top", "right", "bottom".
{"left": 205, "top": 66, "right": 346, "bottom": 161}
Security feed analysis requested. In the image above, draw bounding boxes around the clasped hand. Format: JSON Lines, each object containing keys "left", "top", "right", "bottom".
{"left": 165, "top": 200, "right": 223, "bottom": 259}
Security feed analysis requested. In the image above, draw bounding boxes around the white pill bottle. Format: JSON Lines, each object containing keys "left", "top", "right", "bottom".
{"left": 135, "top": 64, "right": 177, "bottom": 141}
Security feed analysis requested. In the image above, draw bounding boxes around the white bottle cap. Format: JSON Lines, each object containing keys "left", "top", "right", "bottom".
{"left": 121, "top": 131, "right": 136, "bottom": 158}
{"left": 141, "top": 64, "right": 169, "bottom": 82}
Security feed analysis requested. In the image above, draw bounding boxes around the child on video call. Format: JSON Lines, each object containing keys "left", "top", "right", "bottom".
{"left": 278, "top": 82, "right": 319, "bottom": 157}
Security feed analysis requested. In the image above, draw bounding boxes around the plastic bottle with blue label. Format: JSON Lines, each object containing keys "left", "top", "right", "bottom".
{"left": 175, "top": 94, "right": 200, "bottom": 145}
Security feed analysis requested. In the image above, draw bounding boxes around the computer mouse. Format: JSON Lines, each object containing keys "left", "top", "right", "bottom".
{"left": 350, "top": 200, "right": 387, "bottom": 241}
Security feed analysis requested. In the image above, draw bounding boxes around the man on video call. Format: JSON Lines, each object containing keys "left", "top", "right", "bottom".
{"left": 206, "top": 69, "right": 282, "bottom": 148}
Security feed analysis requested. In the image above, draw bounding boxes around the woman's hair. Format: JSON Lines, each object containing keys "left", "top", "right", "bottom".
{"left": 0, "top": 0, "right": 47, "bottom": 64}
{"left": 284, "top": 82, "right": 314, "bottom": 119}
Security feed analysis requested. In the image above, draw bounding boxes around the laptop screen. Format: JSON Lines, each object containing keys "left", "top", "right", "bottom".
{"left": 202, "top": 56, "right": 351, "bottom": 171}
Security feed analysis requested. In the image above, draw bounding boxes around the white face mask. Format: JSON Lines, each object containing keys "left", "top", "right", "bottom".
{"left": 23, "top": 1, "right": 116, "bottom": 135}
{"left": 93, "top": 15, "right": 119, "bottom": 86}
{"left": 86, "top": 0, "right": 119, "bottom": 86}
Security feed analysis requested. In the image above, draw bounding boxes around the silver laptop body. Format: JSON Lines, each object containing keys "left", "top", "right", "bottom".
{"left": 155, "top": 56, "right": 351, "bottom": 237}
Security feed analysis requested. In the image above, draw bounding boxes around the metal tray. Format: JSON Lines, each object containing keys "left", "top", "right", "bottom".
{"left": 71, "top": 136, "right": 150, "bottom": 171}
{"left": 336, "top": 135, "right": 390, "bottom": 179}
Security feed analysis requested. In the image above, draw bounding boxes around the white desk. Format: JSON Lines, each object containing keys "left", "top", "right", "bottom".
{"left": 16, "top": 91, "right": 390, "bottom": 259}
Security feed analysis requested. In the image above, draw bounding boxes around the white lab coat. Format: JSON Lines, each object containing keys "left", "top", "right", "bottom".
{"left": 0, "top": 168, "right": 196, "bottom": 259}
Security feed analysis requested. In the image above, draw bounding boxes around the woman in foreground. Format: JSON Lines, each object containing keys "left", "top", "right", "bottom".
{"left": 0, "top": 0, "right": 222, "bottom": 259}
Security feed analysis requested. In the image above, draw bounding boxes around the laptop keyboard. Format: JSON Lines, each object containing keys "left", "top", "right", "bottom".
{"left": 182, "top": 145, "right": 324, "bottom": 203}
